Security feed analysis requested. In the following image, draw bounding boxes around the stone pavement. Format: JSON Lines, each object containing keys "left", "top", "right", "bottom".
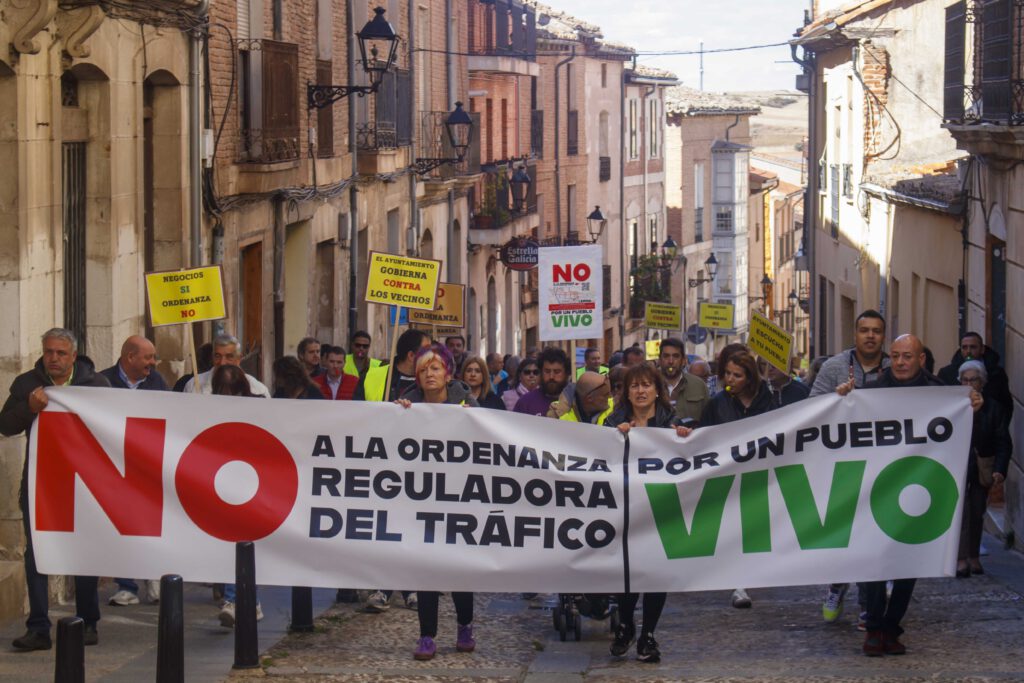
{"left": 229, "top": 539, "right": 1024, "bottom": 683}
{"left": 0, "top": 538, "right": 1020, "bottom": 682}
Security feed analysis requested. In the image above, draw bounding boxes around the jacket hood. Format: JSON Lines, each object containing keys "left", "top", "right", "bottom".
{"left": 33, "top": 355, "right": 100, "bottom": 385}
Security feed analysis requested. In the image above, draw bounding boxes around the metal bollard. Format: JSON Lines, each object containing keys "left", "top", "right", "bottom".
{"left": 290, "top": 587, "right": 314, "bottom": 632}
{"left": 54, "top": 616, "right": 84, "bottom": 683}
{"left": 233, "top": 541, "right": 260, "bottom": 669}
{"left": 156, "top": 574, "right": 185, "bottom": 683}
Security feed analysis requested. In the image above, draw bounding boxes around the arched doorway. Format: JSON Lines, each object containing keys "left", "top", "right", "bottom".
{"left": 420, "top": 228, "right": 434, "bottom": 260}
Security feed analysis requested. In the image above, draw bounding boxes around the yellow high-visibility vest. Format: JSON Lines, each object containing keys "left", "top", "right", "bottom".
{"left": 345, "top": 356, "right": 382, "bottom": 379}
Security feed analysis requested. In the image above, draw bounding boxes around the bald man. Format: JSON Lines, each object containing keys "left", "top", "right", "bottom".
{"left": 837, "top": 333, "right": 982, "bottom": 657}
{"left": 101, "top": 335, "right": 167, "bottom": 606}
{"left": 101, "top": 335, "right": 168, "bottom": 391}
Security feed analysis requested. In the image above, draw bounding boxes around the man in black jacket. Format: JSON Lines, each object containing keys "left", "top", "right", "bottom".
{"left": 838, "top": 334, "right": 982, "bottom": 657}
{"left": 101, "top": 335, "right": 166, "bottom": 606}
{"left": 0, "top": 328, "right": 110, "bottom": 650}
{"left": 937, "top": 332, "right": 1012, "bottom": 420}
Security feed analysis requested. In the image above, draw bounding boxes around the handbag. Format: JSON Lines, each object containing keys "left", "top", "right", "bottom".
{"left": 976, "top": 450, "right": 995, "bottom": 488}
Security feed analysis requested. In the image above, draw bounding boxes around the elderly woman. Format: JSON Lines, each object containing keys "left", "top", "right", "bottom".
{"left": 603, "top": 363, "right": 689, "bottom": 664}
{"left": 396, "top": 344, "right": 479, "bottom": 660}
{"left": 957, "top": 360, "right": 1012, "bottom": 576}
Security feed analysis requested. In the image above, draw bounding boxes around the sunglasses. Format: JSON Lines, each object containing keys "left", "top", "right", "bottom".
{"left": 521, "top": 369, "right": 540, "bottom": 375}
{"left": 353, "top": 343, "right": 370, "bottom": 349}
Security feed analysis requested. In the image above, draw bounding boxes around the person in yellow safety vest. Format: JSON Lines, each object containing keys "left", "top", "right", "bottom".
{"left": 559, "top": 371, "right": 614, "bottom": 425}
{"left": 354, "top": 328, "right": 431, "bottom": 403}
{"left": 345, "top": 330, "right": 383, "bottom": 380}
{"left": 575, "top": 347, "right": 609, "bottom": 380}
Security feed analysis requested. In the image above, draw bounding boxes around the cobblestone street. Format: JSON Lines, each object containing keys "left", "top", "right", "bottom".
{"left": 228, "top": 544, "right": 1024, "bottom": 683}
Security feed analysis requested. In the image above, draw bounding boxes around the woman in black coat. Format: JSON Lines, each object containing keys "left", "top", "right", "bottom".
{"left": 603, "top": 363, "right": 688, "bottom": 664}
{"left": 460, "top": 356, "right": 506, "bottom": 410}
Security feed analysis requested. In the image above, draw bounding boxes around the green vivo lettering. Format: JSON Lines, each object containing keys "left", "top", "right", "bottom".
{"left": 775, "top": 461, "right": 866, "bottom": 550}
{"left": 739, "top": 470, "right": 771, "bottom": 553}
{"left": 645, "top": 476, "right": 734, "bottom": 559}
{"left": 870, "top": 455, "right": 958, "bottom": 545}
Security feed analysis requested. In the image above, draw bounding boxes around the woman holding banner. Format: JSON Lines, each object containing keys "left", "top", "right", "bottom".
{"left": 501, "top": 358, "right": 540, "bottom": 410}
{"left": 396, "top": 344, "right": 479, "bottom": 660}
{"left": 603, "top": 363, "right": 689, "bottom": 664}
{"left": 461, "top": 356, "right": 506, "bottom": 410}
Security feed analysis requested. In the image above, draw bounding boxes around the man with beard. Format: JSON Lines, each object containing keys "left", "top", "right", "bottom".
{"left": 658, "top": 338, "right": 708, "bottom": 424}
{"left": 937, "top": 331, "right": 1012, "bottom": 419}
{"left": 513, "top": 347, "right": 572, "bottom": 416}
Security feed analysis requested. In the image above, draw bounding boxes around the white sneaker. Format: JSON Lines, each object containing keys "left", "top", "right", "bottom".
{"left": 731, "top": 588, "right": 752, "bottom": 609}
{"left": 109, "top": 589, "right": 140, "bottom": 606}
{"left": 404, "top": 592, "right": 418, "bottom": 610}
{"left": 364, "top": 590, "right": 390, "bottom": 613}
{"left": 219, "top": 601, "right": 236, "bottom": 628}
{"left": 219, "top": 601, "right": 263, "bottom": 628}
{"left": 144, "top": 579, "right": 161, "bottom": 604}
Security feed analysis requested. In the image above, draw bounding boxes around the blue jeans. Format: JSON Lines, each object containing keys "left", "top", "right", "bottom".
{"left": 115, "top": 578, "right": 138, "bottom": 594}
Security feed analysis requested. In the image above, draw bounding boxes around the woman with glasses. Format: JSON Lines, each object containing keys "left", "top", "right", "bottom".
{"left": 956, "top": 360, "right": 1012, "bottom": 577}
{"left": 501, "top": 358, "right": 540, "bottom": 410}
{"left": 603, "top": 363, "right": 690, "bottom": 664}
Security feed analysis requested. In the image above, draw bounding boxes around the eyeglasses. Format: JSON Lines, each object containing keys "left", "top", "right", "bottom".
{"left": 960, "top": 375, "right": 983, "bottom": 385}
{"left": 521, "top": 369, "right": 539, "bottom": 376}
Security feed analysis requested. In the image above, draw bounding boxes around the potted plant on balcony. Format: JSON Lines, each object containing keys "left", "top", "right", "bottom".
{"left": 473, "top": 172, "right": 512, "bottom": 230}
{"left": 629, "top": 254, "right": 672, "bottom": 319}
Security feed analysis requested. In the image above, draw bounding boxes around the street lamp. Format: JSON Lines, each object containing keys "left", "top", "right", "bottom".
{"left": 687, "top": 253, "right": 718, "bottom": 287}
{"left": 509, "top": 162, "right": 532, "bottom": 213}
{"left": 307, "top": 7, "right": 399, "bottom": 109}
{"left": 586, "top": 206, "right": 607, "bottom": 242}
{"left": 411, "top": 102, "right": 475, "bottom": 175}
{"left": 749, "top": 273, "right": 773, "bottom": 302}
{"left": 660, "top": 236, "right": 678, "bottom": 268}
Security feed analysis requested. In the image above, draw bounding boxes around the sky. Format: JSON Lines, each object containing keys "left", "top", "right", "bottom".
{"left": 549, "top": 0, "right": 811, "bottom": 93}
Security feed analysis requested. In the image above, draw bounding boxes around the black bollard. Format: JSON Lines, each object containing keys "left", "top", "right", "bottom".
{"left": 290, "top": 587, "right": 314, "bottom": 632}
{"left": 233, "top": 541, "right": 260, "bottom": 669}
{"left": 54, "top": 616, "right": 84, "bottom": 683}
{"left": 156, "top": 574, "right": 185, "bottom": 683}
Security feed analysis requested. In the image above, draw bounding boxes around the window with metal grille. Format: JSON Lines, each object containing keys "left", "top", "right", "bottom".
{"left": 316, "top": 60, "right": 334, "bottom": 157}
{"left": 531, "top": 109, "right": 543, "bottom": 158}
{"left": 944, "top": 1, "right": 967, "bottom": 121}
{"left": 695, "top": 207, "right": 704, "bottom": 242}
{"left": 62, "top": 142, "right": 87, "bottom": 351}
{"left": 830, "top": 164, "right": 840, "bottom": 238}
{"left": 238, "top": 40, "right": 300, "bottom": 163}
{"left": 842, "top": 163, "right": 853, "bottom": 198}
{"left": 567, "top": 110, "right": 579, "bottom": 156}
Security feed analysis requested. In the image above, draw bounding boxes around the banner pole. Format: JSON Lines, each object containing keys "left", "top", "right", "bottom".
{"left": 382, "top": 306, "right": 402, "bottom": 402}
{"left": 187, "top": 322, "right": 201, "bottom": 394}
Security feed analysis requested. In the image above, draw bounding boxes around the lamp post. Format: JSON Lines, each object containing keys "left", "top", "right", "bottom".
{"left": 411, "top": 102, "right": 475, "bottom": 175}
{"left": 687, "top": 253, "right": 718, "bottom": 287}
{"left": 307, "top": 7, "right": 399, "bottom": 109}
{"left": 585, "top": 206, "right": 607, "bottom": 242}
{"left": 509, "top": 162, "right": 532, "bottom": 213}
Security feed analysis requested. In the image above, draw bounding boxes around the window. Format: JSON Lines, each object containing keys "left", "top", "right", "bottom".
{"left": 715, "top": 206, "right": 734, "bottom": 233}
{"left": 628, "top": 99, "right": 638, "bottom": 159}
{"left": 601, "top": 63, "right": 607, "bottom": 88}
{"left": 649, "top": 215, "right": 658, "bottom": 252}
{"left": 694, "top": 162, "right": 705, "bottom": 241}
{"left": 648, "top": 99, "right": 659, "bottom": 158}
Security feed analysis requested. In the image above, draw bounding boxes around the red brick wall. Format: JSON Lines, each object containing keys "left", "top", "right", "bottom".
{"left": 860, "top": 41, "right": 889, "bottom": 160}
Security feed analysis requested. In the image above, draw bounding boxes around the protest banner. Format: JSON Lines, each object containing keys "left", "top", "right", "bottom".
{"left": 749, "top": 311, "right": 794, "bottom": 374}
{"left": 30, "top": 386, "right": 971, "bottom": 593}
{"left": 645, "top": 302, "right": 682, "bottom": 330}
{"left": 146, "top": 266, "right": 227, "bottom": 327}
{"left": 538, "top": 245, "right": 602, "bottom": 342}
{"left": 698, "top": 302, "right": 735, "bottom": 330}
{"left": 409, "top": 282, "right": 465, "bottom": 333}
{"left": 365, "top": 252, "right": 442, "bottom": 311}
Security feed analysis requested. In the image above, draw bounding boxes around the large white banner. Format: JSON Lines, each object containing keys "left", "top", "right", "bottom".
{"left": 29, "top": 386, "right": 972, "bottom": 593}
{"left": 538, "top": 245, "right": 603, "bottom": 342}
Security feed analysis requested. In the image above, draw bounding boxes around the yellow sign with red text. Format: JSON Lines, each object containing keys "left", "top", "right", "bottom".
{"left": 365, "top": 252, "right": 442, "bottom": 311}
{"left": 409, "top": 282, "right": 465, "bottom": 332}
{"left": 698, "top": 302, "right": 735, "bottom": 330}
{"left": 145, "top": 266, "right": 227, "bottom": 327}
{"left": 645, "top": 302, "right": 682, "bottom": 330}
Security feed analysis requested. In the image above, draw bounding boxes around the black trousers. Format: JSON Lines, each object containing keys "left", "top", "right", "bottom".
{"left": 20, "top": 486, "right": 100, "bottom": 633}
{"left": 862, "top": 579, "right": 915, "bottom": 636}
{"left": 416, "top": 591, "right": 473, "bottom": 637}
{"left": 616, "top": 592, "right": 666, "bottom": 635}
{"left": 958, "top": 477, "right": 990, "bottom": 560}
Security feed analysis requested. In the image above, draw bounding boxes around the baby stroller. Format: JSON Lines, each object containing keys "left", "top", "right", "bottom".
{"left": 551, "top": 593, "right": 619, "bottom": 641}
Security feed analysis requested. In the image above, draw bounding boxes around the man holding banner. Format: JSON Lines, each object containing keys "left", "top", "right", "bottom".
{"left": 837, "top": 334, "right": 983, "bottom": 656}
{"left": 0, "top": 328, "right": 109, "bottom": 650}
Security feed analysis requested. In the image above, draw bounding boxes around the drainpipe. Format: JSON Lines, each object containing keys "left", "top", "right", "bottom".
{"left": 618, "top": 60, "right": 627, "bottom": 346}
{"left": 189, "top": 0, "right": 209, "bottom": 269}
{"left": 347, "top": 0, "right": 359, "bottom": 335}
{"left": 409, "top": 0, "right": 420, "bottom": 257}
{"left": 443, "top": 1, "right": 458, "bottom": 281}
{"left": 273, "top": 197, "right": 285, "bottom": 360}
{"left": 554, "top": 45, "right": 576, "bottom": 239}
{"left": 642, "top": 84, "right": 655, "bottom": 253}
{"left": 725, "top": 113, "right": 740, "bottom": 141}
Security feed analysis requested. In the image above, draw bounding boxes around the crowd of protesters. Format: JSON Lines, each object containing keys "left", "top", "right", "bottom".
{"left": 0, "top": 313, "right": 1009, "bottom": 662}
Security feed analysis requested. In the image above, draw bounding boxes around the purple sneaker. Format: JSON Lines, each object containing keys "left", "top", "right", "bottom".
{"left": 456, "top": 623, "right": 476, "bottom": 652}
{"left": 413, "top": 636, "right": 436, "bottom": 661}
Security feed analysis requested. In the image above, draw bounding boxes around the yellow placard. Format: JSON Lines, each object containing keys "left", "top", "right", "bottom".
{"left": 645, "top": 339, "right": 662, "bottom": 360}
{"left": 145, "top": 266, "right": 227, "bottom": 327}
{"left": 365, "top": 252, "right": 442, "bottom": 311}
{"left": 698, "top": 302, "right": 735, "bottom": 330}
{"left": 645, "top": 302, "right": 682, "bottom": 330}
{"left": 749, "top": 311, "right": 794, "bottom": 374}
{"left": 409, "top": 282, "right": 465, "bottom": 329}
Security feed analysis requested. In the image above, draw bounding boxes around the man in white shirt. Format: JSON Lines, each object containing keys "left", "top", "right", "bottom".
{"left": 183, "top": 334, "right": 270, "bottom": 397}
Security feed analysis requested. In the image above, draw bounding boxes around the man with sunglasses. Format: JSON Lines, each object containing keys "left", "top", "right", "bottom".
{"left": 345, "top": 330, "right": 382, "bottom": 381}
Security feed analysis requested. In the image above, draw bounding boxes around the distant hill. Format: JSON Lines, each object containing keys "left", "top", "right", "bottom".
{"left": 743, "top": 91, "right": 808, "bottom": 160}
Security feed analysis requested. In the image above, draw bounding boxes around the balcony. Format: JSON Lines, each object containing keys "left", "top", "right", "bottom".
{"left": 628, "top": 255, "right": 672, "bottom": 319}
{"left": 417, "top": 110, "right": 482, "bottom": 181}
{"left": 238, "top": 39, "right": 300, "bottom": 164}
{"left": 469, "top": 163, "right": 539, "bottom": 246}
{"left": 467, "top": 0, "right": 540, "bottom": 77}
